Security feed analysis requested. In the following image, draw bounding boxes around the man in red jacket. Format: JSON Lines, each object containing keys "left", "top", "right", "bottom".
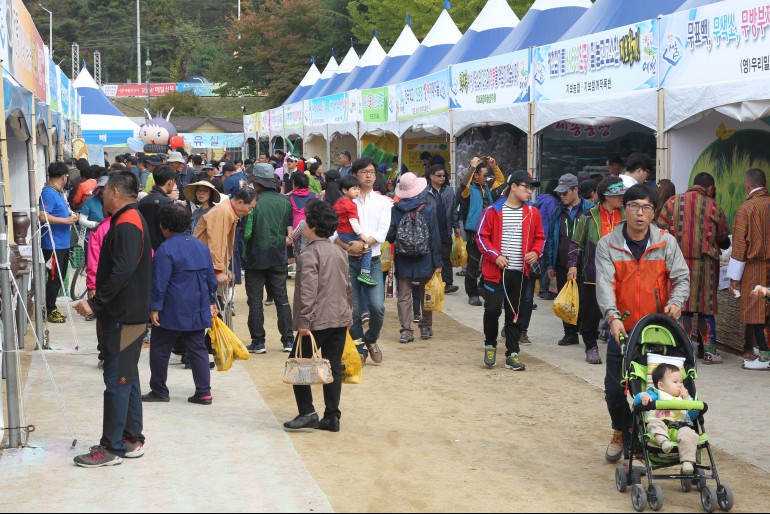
{"left": 477, "top": 171, "right": 545, "bottom": 371}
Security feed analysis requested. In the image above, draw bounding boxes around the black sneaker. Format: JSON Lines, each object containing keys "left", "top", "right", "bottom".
{"left": 317, "top": 416, "right": 340, "bottom": 432}
{"left": 557, "top": 334, "right": 580, "bottom": 346}
{"left": 284, "top": 413, "right": 320, "bottom": 430}
{"left": 188, "top": 394, "right": 213, "bottom": 405}
{"left": 73, "top": 445, "right": 123, "bottom": 467}
{"left": 399, "top": 331, "right": 415, "bottom": 344}
{"left": 468, "top": 296, "right": 483, "bottom": 306}
{"left": 141, "top": 391, "right": 170, "bottom": 403}
{"left": 420, "top": 327, "right": 433, "bottom": 340}
{"left": 445, "top": 284, "right": 459, "bottom": 294}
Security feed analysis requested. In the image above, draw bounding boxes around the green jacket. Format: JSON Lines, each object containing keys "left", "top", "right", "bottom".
{"left": 567, "top": 204, "right": 625, "bottom": 284}
{"left": 243, "top": 190, "right": 292, "bottom": 270}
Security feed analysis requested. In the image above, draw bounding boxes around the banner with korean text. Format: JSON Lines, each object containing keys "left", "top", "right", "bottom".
{"left": 450, "top": 49, "right": 531, "bottom": 109}
{"left": 269, "top": 107, "right": 284, "bottom": 133}
{"left": 0, "top": 0, "right": 47, "bottom": 101}
{"left": 660, "top": 0, "right": 770, "bottom": 87}
{"left": 308, "top": 92, "right": 350, "bottom": 126}
{"left": 181, "top": 133, "right": 244, "bottom": 149}
{"left": 283, "top": 101, "right": 304, "bottom": 130}
{"left": 533, "top": 19, "right": 659, "bottom": 102}
{"left": 361, "top": 86, "right": 397, "bottom": 123}
{"left": 396, "top": 69, "right": 450, "bottom": 121}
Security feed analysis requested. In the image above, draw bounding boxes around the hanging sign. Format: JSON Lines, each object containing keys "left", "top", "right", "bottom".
{"left": 308, "top": 92, "right": 349, "bottom": 126}
{"left": 450, "top": 48, "right": 531, "bottom": 109}
{"left": 396, "top": 69, "right": 450, "bottom": 120}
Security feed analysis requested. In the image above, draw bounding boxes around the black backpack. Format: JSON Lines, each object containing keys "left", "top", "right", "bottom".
{"left": 395, "top": 204, "right": 431, "bottom": 257}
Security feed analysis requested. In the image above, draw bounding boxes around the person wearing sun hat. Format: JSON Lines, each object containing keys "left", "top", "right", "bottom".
{"left": 184, "top": 180, "right": 221, "bottom": 232}
{"left": 476, "top": 170, "right": 544, "bottom": 371}
{"left": 567, "top": 176, "right": 627, "bottom": 368}
{"left": 387, "top": 172, "right": 443, "bottom": 344}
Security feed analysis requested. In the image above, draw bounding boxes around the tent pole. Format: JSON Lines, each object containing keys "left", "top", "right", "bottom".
{"left": 397, "top": 123, "right": 404, "bottom": 182}
{"left": 356, "top": 122, "right": 361, "bottom": 158}
{"left": 449, "top": 110, "right": 456, "bottom": 188}
{"left": 27, "top": 103, "right": 46, "bottom": 350}
{"left": 527, "top": 101, "right": 536, "bottom": 178}
{"left": 326, "top": 125, "right": 331, "bottom": 173}
{"left": 657, "top": 88, "right": 668, "bottom": 181}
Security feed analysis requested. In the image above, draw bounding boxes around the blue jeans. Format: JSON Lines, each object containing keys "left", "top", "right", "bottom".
{"left": 348, "top": 257, "right": 385, "bottom": 355}
{"left": 338, "top": 233, "right": 371, "bottom": 273}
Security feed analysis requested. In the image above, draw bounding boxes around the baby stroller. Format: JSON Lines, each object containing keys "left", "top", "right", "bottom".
{"left": 614, "top": 314, "right": 734, "bottom": 513}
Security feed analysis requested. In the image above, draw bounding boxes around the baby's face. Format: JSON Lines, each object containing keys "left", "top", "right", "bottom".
{"left": 657, "top": 369, "right": 686, "bottom": 398}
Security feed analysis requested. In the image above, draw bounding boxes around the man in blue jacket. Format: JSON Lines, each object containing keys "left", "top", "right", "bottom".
{"left": 546, "top": 173, "right": 594, "bottom": 347}
{"left": 143, "top": 204, "right": 219, "bottom": 406}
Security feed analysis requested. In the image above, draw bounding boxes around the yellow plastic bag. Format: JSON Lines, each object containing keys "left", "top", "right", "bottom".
{"left": 423, "top": 272, "right": 445, "bottom": 313}
{"left": 209, "top": 316, "right": 250, "bottom": 371}
{"left": 552, "top": 279, "right": 579, "bottom": 325}
{"left": 450, "top": 236, "right": 468, "bottom": 267}
{"left": 381, "top": 242, "right": 392, "bottom": 272}
{"left": 341, "top": 331, "right": 362, "bottom": 384}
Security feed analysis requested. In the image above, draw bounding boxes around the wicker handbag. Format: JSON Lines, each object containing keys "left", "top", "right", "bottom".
{"left": 282, "top": 333, "right": 333, "bottom": 386}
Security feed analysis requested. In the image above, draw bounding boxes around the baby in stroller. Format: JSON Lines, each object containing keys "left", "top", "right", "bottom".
{"left": 633, "top": 363, "right": 700, "bottom": 474}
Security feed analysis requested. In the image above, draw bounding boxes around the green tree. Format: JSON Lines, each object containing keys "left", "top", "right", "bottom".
{"left": 151, "top": 91, "right": 205, "bottom": 116}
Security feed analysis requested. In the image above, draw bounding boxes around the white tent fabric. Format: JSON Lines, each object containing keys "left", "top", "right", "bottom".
{"left": 665, "top": 78, "right": 770, "bottom": 130}
{"left": 454, "top": 104, "right": 529, "bottom": 136}
{"left": 385, "top": 9, "right": 462, "bottom": 86}
{"left": 491, "top": 0, "right": 591, "bottom": 54}
{"left": 310, "top": 47, "right": 360, "bottom": 99}
{"left": 358, "top": 24, "right": 420, "bottom": 90}
{"left": 283, "top": 62, "right": 321, "bottom": 105}
{"left": 427, "top": 0, "right": 519, "bottom": 75}
{"left": 534, "top": 89, "right": 658, "bottom": 133}
{"left": 332, "top": 37, "right": 387, "bottom": 95}
{"left": 74, "top": 68, "right": 140, "bottom": 146}
{"left": 296, "top": 55, "right": 339, "bottom": 101}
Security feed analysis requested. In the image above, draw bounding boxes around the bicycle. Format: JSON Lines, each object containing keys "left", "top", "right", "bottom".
{"left": 69, "top": 226, "right": 88, "bottom": 301}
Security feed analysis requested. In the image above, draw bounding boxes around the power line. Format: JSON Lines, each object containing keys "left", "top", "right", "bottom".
{"left": 78, "top": 26, "right": 227, "bottom": 45}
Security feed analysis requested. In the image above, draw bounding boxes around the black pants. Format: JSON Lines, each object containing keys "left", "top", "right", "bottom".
{"left": 605, "top": 337, "right": 632, "bottom": 457}
{"left": 98, "top": 319, "right": 146, "bottom": 458}
{"left": 440, "top": 233, "right": 453, "bottom": 286}
{"left": 556, "top": 265, "right": 581, "bottom": 337}
{"left": 42, "top": 248, "right": 70, "bottom": 312}
{"left": 579, "top": 284, "right": 601, "bottom": 351}
{"left": 465, "top": 230, "right": 483, "bottom": 298}
{"left": 748, "top": 324, "right": 770, "bottom": 351}
{"left": 291, "top": 326, "right": 346, "bottom": 419}
{"left": 483, "top": 269, "right": 529, "bottom": 356}
{"left": 245, "top": 267, "right": 293, "bottom": 345}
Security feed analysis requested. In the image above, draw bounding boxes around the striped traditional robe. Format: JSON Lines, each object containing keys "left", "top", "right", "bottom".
{"left": 657, "top": 185, "right": 729, "bottom": 315}
{"left": 731, "top": 188, "right": 770, "bottom": 324}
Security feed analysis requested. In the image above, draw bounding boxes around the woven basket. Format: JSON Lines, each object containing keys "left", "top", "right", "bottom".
{"left": 715, "top": 290, "right": 749, "bottom": 352}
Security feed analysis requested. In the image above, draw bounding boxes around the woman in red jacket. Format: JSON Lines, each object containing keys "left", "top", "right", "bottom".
{"left": 476, "top": 171, "right": 545, "bottom": 371}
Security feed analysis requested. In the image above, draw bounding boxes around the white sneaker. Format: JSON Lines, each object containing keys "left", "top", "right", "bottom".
{"left": 702, "top": 352, "right": 722, "bottom": 364}
{"left": 742, "top": 358, "right": 770, "bottom": 370}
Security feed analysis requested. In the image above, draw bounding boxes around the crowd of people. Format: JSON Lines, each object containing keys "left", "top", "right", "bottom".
{"left": 33, "top": 144, "right": 770, "bottom": 469}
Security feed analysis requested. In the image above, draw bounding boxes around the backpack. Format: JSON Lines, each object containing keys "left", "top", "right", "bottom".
{"left": 395, "top": 204, "right": 431, "bottom": 257}
{"left": 289, "top": 193, "right": 318, "bottom": 228}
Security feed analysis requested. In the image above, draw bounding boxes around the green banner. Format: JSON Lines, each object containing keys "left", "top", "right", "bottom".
{"left": 361, "top": 87, "right": 389, "bottom": 123}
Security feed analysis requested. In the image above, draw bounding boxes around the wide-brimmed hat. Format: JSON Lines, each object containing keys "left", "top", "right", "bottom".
{"left": 183, "top": 180, "right": 221, "bottom": 205}
{"left": 395, "top": 172, "right": 427, "bottom": 199}
{"left": 167, "top": 151, "right": 185, "bottom": 164}
{"left": 249, "top": 163, "right": 279, "bottom": 189}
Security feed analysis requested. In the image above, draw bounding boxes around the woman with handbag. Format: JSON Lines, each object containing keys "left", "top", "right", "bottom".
{"left": 284, "top": 200, "right": 353, "bottom": 432}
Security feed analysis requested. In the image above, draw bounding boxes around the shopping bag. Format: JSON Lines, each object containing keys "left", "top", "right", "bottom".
{"left": 209, "top": 316, "right": 250, "bottom": 372}
{"left": 282, "top": 333, "right": 334, "bottom": 385}
{"left": 450, "top": 236, "right": 468, "bottom": 267}
{"left": 381, "top": 242, "right": 392, "bottom": 272}
{"left": 423, "top": 272, "right": 445, "bottom": 313}
{"left": 552, "top": 279, "right": 579, "bottom": 325}
{"left": 341, "top": 331, "right": 363, "bottom": 384}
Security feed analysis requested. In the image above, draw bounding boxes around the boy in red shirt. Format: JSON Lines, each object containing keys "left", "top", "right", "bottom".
{"left": 334, "top": 175, "right": 376, "bottom": 285}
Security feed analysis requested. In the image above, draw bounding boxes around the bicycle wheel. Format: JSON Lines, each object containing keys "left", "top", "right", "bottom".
{"left": 69, "top": 258, "right": 88, "bottom": 301}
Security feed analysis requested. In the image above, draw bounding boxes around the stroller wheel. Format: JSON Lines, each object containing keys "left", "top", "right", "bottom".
{"left": 648, "top": 484, "right": 664, "bottom": 512}
{"left": 615, "top": 466, "right": 628, "bottom": 493}
{"left": 632, "top": 484, "right": 648, "bottom": 512}
{"left": 701, "top": 485, "right": 718, "bottom": 513}
{"left": 681, "top": 477, "right": 693, "bottom": 493}
{"left": 717, "top": 484, "right": 734, "bottom": 512}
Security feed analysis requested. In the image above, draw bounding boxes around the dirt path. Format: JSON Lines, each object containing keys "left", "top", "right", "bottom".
{"left": 238, "top": 285, "right": 767, "bottom": 513}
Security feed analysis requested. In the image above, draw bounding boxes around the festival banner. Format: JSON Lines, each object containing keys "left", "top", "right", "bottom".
{"left": 450, "top": 48, "right": 531, "bottom": 109}
{"left": 60, "top": 72, "right": 71, "bottom": 119}
{"left": 177, "top": 82, "right": 220, "bottom": 96}
{"left": 258, "top": 110, "right": 270, "bottom": 134}
{"left": 180, "top": 133, "right": 244, "bottom": 149}
{"left": 396, "top": 69, "right": 450, "bottom": 121}
{"left": 659, "top": 0, "right": 770, "bottom": 86}
{"left": 47, "top": 58, "right": 60, "bottom": 113}
{"left": 269, "top": 107, "right": 284, "bottom": 133}
{"left": 102, "top": 83, "right": 177, "bottom": 98}
{"left": 0, "top": 0, "right": 47, "bottom": 101}
{"left": 283, "top": 101, "right": 305, "bottom": 130}
{"left": 308, "top": 92, "right": 349, "bottom": 126}
{"left": 361, "top": 86, "right": 389, "bottom": 123}
{"left": 533, "top": 19, "right": 659, "bottom": 101}
{"left": 243, "top": 114, "right": 257, "bottom": 135}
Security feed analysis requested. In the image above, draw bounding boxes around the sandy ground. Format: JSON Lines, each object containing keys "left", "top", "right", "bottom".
{"left": 2, "top": 278, "right": 768, "bottom": 512}
{"left": 238, "top": 281, "right": 768, "bottom": 513}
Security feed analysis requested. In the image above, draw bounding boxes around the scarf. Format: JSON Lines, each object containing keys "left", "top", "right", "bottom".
{"left": 465, "top": 182, "right": 492, "bottom": 232}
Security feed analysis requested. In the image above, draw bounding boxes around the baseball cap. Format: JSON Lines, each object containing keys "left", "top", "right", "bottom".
{"left": 554, "top": 173, "right": 579, "bottom": 193}
{"left": 507, "top": 170, "right": 541, "bottom": 187}
{"left": 202, "top": 162, "right": 215, "bottom": 170}
{"left": 145, "top": 154, "right": 164, "bottom": 166}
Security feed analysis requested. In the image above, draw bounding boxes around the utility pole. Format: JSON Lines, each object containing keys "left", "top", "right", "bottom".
{"left": 71, "top": 43, "right": 79, "bottom": 79}
{"left": 145, "top": 48, "right": 152, "bottom": 112}
{"left": 38, "top": 4, "right": 52, "bottom": 59}
{"left": 136, "top": 0, "right": 141, "bottom": 84}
